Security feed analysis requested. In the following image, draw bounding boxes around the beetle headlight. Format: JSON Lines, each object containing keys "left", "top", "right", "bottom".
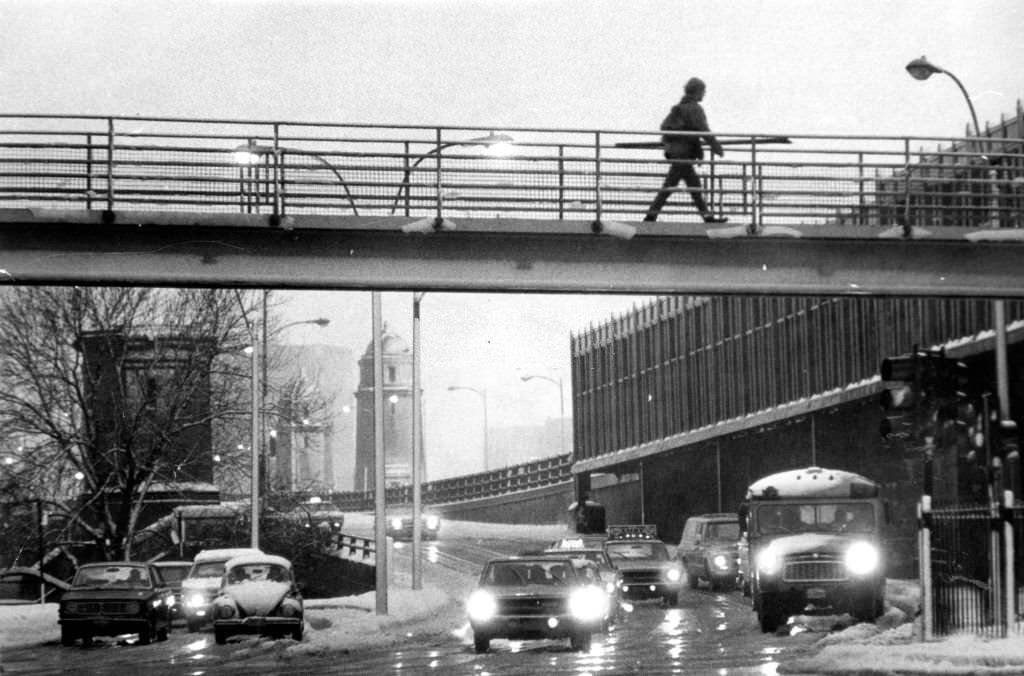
{"left": 186, "top": 593, "right": 206, "bottom": 608}
{"left": 569, "top": 587, "right": 608, "bottom": 622}
{"left": 665, "top": 567, "right": 681, "bottom": 582}
{"left": 467, "top": 589, "right": 497, "bottom": 622}
{"left": 390, "top": 517, "right": 404, "bottom": 530}
{"left": 845, "top": 541, "right": 880, "bottom": 576}
{"left": 756, "top": 547, "right": 783, "bottom": 576}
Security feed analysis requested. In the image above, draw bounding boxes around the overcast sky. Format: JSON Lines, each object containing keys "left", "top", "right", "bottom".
{"left": 4, "top": 0, "right": 1023, "bottom": 477}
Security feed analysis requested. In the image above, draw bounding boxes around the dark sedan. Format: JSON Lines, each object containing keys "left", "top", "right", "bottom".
{"left": 466, "top": 556, "right": 608, "bottom": 653}
{"left": 387, "top": 511, "right": 440, "bottom": 540}
{"left": 59, "top": 562, "right": 173, "bottom": 646}
{"left": 151, "top": 560, "right": 192, "bottom": 621}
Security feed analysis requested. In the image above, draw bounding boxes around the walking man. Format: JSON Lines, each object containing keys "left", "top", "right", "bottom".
{"left": 644, "top": 77, "right": 728, "bottom": 223}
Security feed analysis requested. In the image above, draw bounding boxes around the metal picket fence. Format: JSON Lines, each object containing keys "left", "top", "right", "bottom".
{"left": 921, "top": 494, "right": 1023, "bottom": 638}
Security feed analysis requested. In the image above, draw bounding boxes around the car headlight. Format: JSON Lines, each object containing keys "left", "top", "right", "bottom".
{"left": 756, "top": 547, "right": 783, "bottom": 576}
{"left": 711, "top": 553, "right": 730, "bottom": 570}
{"left": 390, "top": 517, "right": 404, "bottom": 530}
{"left": 151, "top": 598, "right": 162, "bottom": 608}
{"left": 186, "top": 593, "right": 206, "bottom": 608}
{"left": 466, "top": 589, "right": 497, "bottom": 622}
{"left": 605, "top": 581, "right": 617, "bottom": 595}
{"left": 425, "top": 515, "right": 440, "bottom": 530}
{"left": 569, "top": 587, "right": 608, "bottom": 622}
{"left": 280, "top": 600, "right": 302, "bottom": 618}
{"left": 845, "top": 541, "right": 880, "bottom": 576}
{"left": 665, "top": 567, "right": 681, "bottom": 582}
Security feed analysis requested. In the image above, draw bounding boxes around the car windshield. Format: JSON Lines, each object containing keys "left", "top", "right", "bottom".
{"left": 706, "top": 521, "right": 740, "bottom": 540}
{"left": 605, "top": 541, "right": 670, "bottom": 561}
{"left": 483, "top": 560, "right": 577, "bottom": 587}
{"left": 73, "top": 565, "right": 151, "bottom": 589}
{"left": 755, "top": 502, "right": 875, "bottom": 535}
{"left": 550, "top": 549, "right": 614, "bottom": 570}
{"left": 155, "top": 566, "right": 190, "bottom": 584}
{"left": 189, "top": 561, "right": 228, "bottom": 578}
{"left": 226, "top": 563, "right": 290, "bottom": 584}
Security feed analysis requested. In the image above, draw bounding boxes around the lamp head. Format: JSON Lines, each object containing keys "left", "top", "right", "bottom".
{"left": 232, "top": 141, "right": 274, "bottom": 165}
{"left": 312, "top": 318, "right": 331, "bottom": 327}
{"left": 906, "top": 56, "right": 942, "bottom": 81}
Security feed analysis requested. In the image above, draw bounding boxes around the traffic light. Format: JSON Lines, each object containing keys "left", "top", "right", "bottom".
{"left": 879, "top": 348, "right": 970, "bottom": 447}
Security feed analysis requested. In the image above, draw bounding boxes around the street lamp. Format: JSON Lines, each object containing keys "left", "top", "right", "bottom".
{"left": 447, "top": 385, "right": 490, "bottom": 471}
{"left": 411, "top": 292, "right": 425, "bottom": 590}
{"left": 520, "top": 374, "right": 566, "bottom": 457}
{"left": 905, "top": 56, "right": 1010, "bottom": 423}
{"left": 394, "top": 131, "right": 515, "bottom": 234}
{"left": 232, "top": 142, "right": 361, "bottom": 218}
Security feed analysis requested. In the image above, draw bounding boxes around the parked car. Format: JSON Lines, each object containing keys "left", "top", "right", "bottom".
{"left": 466, "top": 556, "right": 607, "bottom": 653}
{"left": 182, "top": 547, "right": 262, "bottom": 632}
{"left": 387, "top": 510, "right": 440, "bottom": 541}
{"left": 151, "top": 560, "right": 193, "bottom": 621}
{"left": 677, "top": 513, "right": 742, "bottom": 591}
{"left": 210, "top": 553, "right": 304, "bottom": 644}
{"left": 58, "top": 562, "right": 173, "bottom": 646}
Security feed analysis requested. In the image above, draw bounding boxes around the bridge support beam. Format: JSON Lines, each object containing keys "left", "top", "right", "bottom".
{"left": 2, "top": 210, "right": 1024, "bottom": 297}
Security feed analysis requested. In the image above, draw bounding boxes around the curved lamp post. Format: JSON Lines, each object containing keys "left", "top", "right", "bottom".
{"left": 447, "top": 385, "right": 489, "bottom": 471}
{"left": 394, "top": 131, "right": 514, "bottom": 233}
{"left": 520, "top": 374, "right": 566, "bottom": 457}
{"left": 905, "top": 57, "right": 1011, "bottom": 439}
{"left": 233, "top": 142, "right": 361, "bottom": 217}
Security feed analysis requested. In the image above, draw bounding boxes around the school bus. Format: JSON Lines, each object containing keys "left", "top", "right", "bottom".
{"left": 738, "top": 466, "right": 887, "bottom": 632}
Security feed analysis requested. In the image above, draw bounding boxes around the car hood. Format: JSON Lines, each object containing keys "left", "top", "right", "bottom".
{"left": 759, "top": 532, "right": 856, "bottom": 557}
{"left": 182, "top": 577, "right": 221, "bottom": 594}
{"left": 63, "top": 588, "right": 155, "bottom": 602}
{"left": 614, "top": 560, "right": 676, "bottom": 573}
{"left": 220, "top": 581, "right": 291, "bottom": 615}
{"left": 486, "top": 584, "right": 573, "bottom": 598}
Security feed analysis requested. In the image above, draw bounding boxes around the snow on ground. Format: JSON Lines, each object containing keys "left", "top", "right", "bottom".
{"left": 4, "top": 520, "right": 1024, "bottom": 674}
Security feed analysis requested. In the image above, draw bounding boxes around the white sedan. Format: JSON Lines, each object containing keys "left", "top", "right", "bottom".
{"left": 210, "top": 553, "right": 304, "bottom": 644}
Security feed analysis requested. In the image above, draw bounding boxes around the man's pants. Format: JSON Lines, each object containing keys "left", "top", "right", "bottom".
{"left": 644, "top": 158, "right": 708, "bottom": 222}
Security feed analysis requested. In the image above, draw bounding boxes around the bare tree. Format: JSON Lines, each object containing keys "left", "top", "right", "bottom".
{"left": 0, "top": 286, "right": 257, "bottom": 561}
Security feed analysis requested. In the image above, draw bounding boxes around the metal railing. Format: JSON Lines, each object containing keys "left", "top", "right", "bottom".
{"left": 331, "top": 454, "right": 572, "bottom": 511}
{"left": 1, "top": 114, "right": 1021, "bottom": 230}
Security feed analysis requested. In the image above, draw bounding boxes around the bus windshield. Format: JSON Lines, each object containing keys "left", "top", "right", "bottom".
{"left": 755, "top": 502, "right": 874, "bottom": 535}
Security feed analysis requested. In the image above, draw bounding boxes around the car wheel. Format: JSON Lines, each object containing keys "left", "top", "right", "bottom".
{"left": 686, "top": 571, "right": 700, "bottom": 589}
{"left": 570, "top": 632, "right": 592, "bottom": 652}
{"left": 662, "top": 591, "right": 679, "bottom": 607}
{"left": 473, "top": 634, "right": 489, "bottom": 653}
{"left": 157, "top": 622, "right": 169, "bottom": 642}
{"left": 60, "top": 627, "right": 76, "bottom": 647}
{"left": 214, "top": 626, "right": 228, "bottom": 645}
{"left": 291, "top": 623, "right": 303, "bottom": 641}
{"left": 852, "top": 592, "right": 883, "bottom": 623}
{"left": 186, "top": 618, "right": 201, "bottom": 633}
{"left": 81, "top": 635, "right": 93, "bottom": 647}
{"left": 138, "top": 621, "right": 152, "bottom": 645}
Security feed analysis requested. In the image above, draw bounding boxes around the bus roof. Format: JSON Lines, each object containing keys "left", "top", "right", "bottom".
{"left": 745, "top": 466, "right": 880, "bottom": 500}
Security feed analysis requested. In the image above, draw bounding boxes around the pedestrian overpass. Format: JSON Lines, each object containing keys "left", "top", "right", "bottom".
{"left": 1, "top": 114, "right": 1022, "bottom": 298}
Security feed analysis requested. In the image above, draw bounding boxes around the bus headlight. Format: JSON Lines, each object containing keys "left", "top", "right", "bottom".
{"left": 756, "top": 548, "right": 783, "bottom": 576}
{"left": 845, "top": 541, "right": 880, "bottom": 576}
{"left": 466, "top": 590, "right": 497, "bottom": 622}
{"left": 569, "top": 587, "right": 607, "bottom": 622}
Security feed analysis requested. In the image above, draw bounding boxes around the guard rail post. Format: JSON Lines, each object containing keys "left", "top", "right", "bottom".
{"left": 920, "top": 495, "right": 933, "bottom": 641}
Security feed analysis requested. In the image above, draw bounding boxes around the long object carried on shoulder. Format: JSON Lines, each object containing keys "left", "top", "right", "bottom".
{"left": 614, "top": 136, "right": 791, "bottom": 149}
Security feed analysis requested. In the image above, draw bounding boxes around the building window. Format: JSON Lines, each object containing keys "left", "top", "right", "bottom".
{"left": 388, "top": 366, "right": 397, "bottom": 382}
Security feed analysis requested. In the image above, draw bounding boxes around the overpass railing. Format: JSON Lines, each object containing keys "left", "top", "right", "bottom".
{"left": 1, "top": 114, "right": 1021, "bottom": 230}
{"left": 331, "top": 453, "right": 573, "bottom": 511}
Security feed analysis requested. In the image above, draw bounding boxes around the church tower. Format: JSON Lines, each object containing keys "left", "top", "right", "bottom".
{"left": 353, "top": 325, "right": 414, "bottom": 491}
